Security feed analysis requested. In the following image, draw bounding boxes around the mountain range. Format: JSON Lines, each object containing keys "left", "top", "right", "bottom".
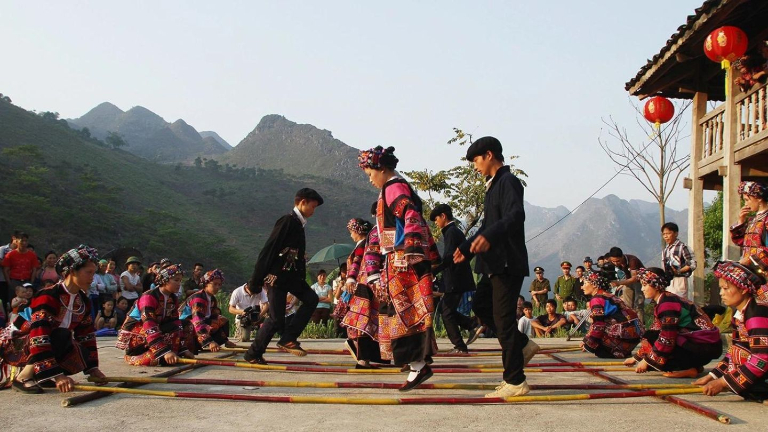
{"left": 3, "top": 98, "right": 688, "bottom": 293}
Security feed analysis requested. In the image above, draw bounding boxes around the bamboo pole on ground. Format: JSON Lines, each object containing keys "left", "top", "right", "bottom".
{"left": 216, "top": 357, "right": 626, "bottom": 369}
{"left": 90, "top": 376, "right": 699, "bottom": 391}
{"left": 68, "top": 384, "right": 704, "bottom": 405}
{"left": 546, "top": 352, "right": 730, "bottom": 424}
{"left": 223, "top": 347, "right": 580, "bottom": 357}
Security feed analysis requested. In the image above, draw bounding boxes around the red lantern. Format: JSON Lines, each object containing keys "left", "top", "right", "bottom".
{"left": 643, "top": 96, "right": 674, "bottom": 129}
{"left": 704, "top": 26, "right": 748, "bottom": 69}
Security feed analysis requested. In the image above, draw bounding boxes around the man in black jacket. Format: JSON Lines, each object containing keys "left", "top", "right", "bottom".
{"left": 244, "top": 188, "right": 323, "bottom": 364}
{"left": 430, "top": 203, "right": 478, "bottom": 354}
{"left": 454, "top": 136, "right": 539, "bottom": 398}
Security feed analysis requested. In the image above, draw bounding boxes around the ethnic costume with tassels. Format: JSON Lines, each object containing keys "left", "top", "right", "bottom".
{"left": 367, "top": 176, "right": 439, "bottom": 366}
{"left": 582, "top": 272, "right": 643, "bottom": 359}
{"left": 634, "top": 291, "right": 721, "bottom": 372}
{"left": 182, "top": 289, "right": 229, "bottom": 353}
{"left": 341, "top": 229, "right": 387, "bottom": 364}
{"left": 25, "top": 282, "right": 99, "bottom": 382}
{"left": 117, "top": 290, "right": 191, "bottom": 366}
{"left": 0, "top": 311, "right": 32, "bottom": 387}
{"left": 731, "top": 181, "right": 768, "bottom": 303}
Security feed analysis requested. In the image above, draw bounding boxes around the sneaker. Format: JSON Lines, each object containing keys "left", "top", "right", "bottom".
{"left": 466, "top": 325, "right": 485, "bottom": 346}
{"left": 485, "top": 380, "right": 530, "bottom": 398}
{"left": 277, "top": 341, "right": 307, "bottom": 357}
{"left": 522, "top": 340, "right": 540, "bottom": 365}
{"left": 344, "top": 339, "right": 358, "bottom": 362}
{"left": 243, "top": 354, "right": 268, "bottom": 365}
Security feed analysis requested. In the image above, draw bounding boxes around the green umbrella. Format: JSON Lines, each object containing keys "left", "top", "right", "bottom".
{"left": 308, "top": 243, "right": 355, "bottom": 264}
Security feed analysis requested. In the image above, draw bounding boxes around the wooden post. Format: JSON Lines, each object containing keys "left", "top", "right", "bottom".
{"left": 721, "top": 67, "right": 742, "bottom": 261}
{"left": 688, "top": 92, "right": 707, "bottom": 304}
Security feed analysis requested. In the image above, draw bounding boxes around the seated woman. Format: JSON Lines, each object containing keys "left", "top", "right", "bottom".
{"left": 625, "top": 267, "right": 722, "bottom": 378}
{"left": 9, "top": 245, "right": 106, "bottom": 393}
{"left": 182, "top": 269, "right": 235, "bottom": 353}
{"left": 580, "top": 270, "right": 643, "bottom": 358}
{"left": 695, "top": 259, "right": 768, "bottom": 402}
{"left": 117, "top": 264, "right": 194, "bottom": 366}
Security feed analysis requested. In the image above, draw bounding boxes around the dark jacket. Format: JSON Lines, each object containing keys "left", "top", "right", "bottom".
{"left": 249, "top": 210, "right": 306, "bottom": 291}
{"left": 433, "top": 222, "right": 476, "bottom": 293}
{"left": 459, "top": 165, "right": 529, "bottom": 277}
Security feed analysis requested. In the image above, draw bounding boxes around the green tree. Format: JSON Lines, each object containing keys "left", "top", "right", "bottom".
{"left": 403, "top": 128, "right": 528, "bottom": 239}
{"left": 194, "top": 156, "right": 203, "bottom": 168}
{"left": 106, "top": 131, "right": 128, "bottom": 149}
{"left": 702, "top": 191, "right": 723, "bottom": 265}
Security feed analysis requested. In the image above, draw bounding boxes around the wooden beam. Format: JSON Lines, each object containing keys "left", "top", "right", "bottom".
{"left": 689, "top": 92, "right": 708, "bottom": 304}
{"left": 722, "top": 66, "right": 742, "bottom": 260}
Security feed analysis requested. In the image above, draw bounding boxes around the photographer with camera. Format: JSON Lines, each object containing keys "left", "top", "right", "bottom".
{"left": 229, "top": 282, "right": 268, "bottom": 342}
{"left": 607, "top": 247, "right": 646, "bottom": 325}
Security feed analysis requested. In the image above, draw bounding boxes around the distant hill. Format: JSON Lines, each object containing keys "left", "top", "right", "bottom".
{"left": 199, "top": 131, "right": 232, "bottom": 148}
{"left": 1, "top": 99, "right": 375, "bottom": 285}
{"left": 67, "top": 102, "right": 229, "bottom": 163}
{"left": 522, "top": 195, "right": 688, "bottom": 298}
{"left": 217, "top": 115, "right": 367, "bottom": 183}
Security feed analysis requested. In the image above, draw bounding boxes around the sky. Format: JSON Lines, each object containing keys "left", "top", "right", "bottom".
{"left": 1, "top": 0, "right": 716, "bottom": 211}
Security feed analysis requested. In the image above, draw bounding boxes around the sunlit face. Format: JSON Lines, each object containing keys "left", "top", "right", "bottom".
{"left": 609, "top": 256, "right": 622, "bottom": 267}
{"left": 471, "top": 152, "right": 495, "bottom": 177}
{"left": 742, "top": 194, "right": 764, "bottom": 212}
{"left": 535, "top": 272, "right": 544, "bottom": 280}
{"left": 718, "top": 278, "right": 750, "bottom": 308}
{"left": 162, "top": 274, "right": 183, "bottom": 295}
{"left": 523, "top": 307, "right": 533, "bottom": 318}
{"left": 661, "top": 228, "right": 678, "bottom": 246}
{"left": 296, "top": 199, "right": 319, "bottom": 218}
{"left": 107, "top": 261, "right": 116, "bottom": 272}
{"left": 363, "top": 167, "right": 390, "bottom": 189}
{"left": 564, "top": 301, "right": 577, "bottom": 312}
{"left": 576, "top": 268, "right": 584, "bottom": 278}
{"left": 562, "top": 267, "right": 571, "bottom": 276}
{"left": 69, "top": 261, "right": 97, "bottom": 290}
{"left": 545, "top": 302, "right": 556, "bottom": 315}
{"left": 582, "top": 281, "right": 597, "bottom": 296}
{"left": 99, "top": 261, "right": 108, "bottom": 273}
{"left": 205, "top": 279, "right": 223, "bottom": 295}
{"left": 349, "top": 229, "right": 364, "bottom": 242}
{"left": 640, "top": 281, "right": 659, "bottom": 300}
{"left": 45, "top": 254, "right": 57, "bottom": 267}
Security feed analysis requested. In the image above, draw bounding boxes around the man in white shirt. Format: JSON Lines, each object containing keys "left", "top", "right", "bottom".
{"left": 517, "top": 301, "right": 534, "bottom": 337}
{"left": 120, "top": 256, "right": 143, "bottom": 309}
{"left": 229, "top": 282, "right": 268, "bottom": 342}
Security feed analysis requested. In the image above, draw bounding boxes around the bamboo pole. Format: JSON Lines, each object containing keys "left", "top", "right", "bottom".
{"left": 224, "top": 347, "right": 581, "bottom": 357}
{"left": 69, "top": 384, "right": 704, "bottom": 405}
{"left": 90, "top": 376, "right": 699, "bottom": 391}
{"left": 547, "top": 352, "right": 730, "bottom": 424}
{"left": 175, "top": 358, "right": 630, "bottom": 374}
{"left": 241, "top": 345, "right": 581, "bottom": 353}
{"left": 211, "top": 357, "right": 626, "bottom": 369}
{"left": 60, "top": 352, "right": 236, "bottom": 408}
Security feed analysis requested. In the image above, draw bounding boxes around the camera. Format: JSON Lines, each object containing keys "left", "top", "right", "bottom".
{"left": 599, "top": 262, "right": 618, "bottom": 282}
{"left": 238, "top": 306, "right": 262, "bottom": 328}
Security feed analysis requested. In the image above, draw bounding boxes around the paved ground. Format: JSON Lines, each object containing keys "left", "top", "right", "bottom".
{"left": 0, "top": 337, "right": 764, "bottom": 431}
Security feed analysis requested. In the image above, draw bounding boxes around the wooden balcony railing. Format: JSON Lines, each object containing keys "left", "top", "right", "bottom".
{"left": 699, "top": 104, "right": 725, "bottom": 160}
{"left": 735, "top": 80, "right": 768, "bottom": 144}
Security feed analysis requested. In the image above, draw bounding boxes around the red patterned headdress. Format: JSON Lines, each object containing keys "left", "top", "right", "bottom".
{"left": 637, "top": 268, "right": 670, "bottom": 291}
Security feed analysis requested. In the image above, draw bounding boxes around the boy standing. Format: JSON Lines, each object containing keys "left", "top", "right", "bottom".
{"left": 244, "top": 188, "right": 323, "bottom": 364}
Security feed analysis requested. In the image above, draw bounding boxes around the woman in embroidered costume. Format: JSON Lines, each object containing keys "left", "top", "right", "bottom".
{"left": 580, "top": 270, "right": 643, "bottom": 358}
{"left": 9, "top": 245, "right": 106, "bottom": 393}
{"left": 625, "top": 267, "right": 722, "bottom": 379}
{"left": 730, "top": 181, "right": 768, "bottom": 303}
{"left": 696, "top": 259, "right": 768, "bottom": 401}
{"left": 358, "top": 146, "right": 439, "bottom": 391}
{"left": 182, "top": 269, "right": 235, "bottom": 353}
{"left": 341, "top": 217, "right": 389, "bottom": 369}
{"left": 117, "top": 264, "right": 194, "bottom": 366}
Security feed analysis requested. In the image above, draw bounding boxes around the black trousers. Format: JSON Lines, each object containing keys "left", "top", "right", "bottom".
{"left": 246, "top": 275, "right": 319, "bottom": 358}
{"left": 473, "top": 273, "right": 529, "bottom": 385}
{"left": 643, "top": 330, "right": 722, "bottom": 371}
{"left": 440, "top": 291, "right": 474, "bottom": 350}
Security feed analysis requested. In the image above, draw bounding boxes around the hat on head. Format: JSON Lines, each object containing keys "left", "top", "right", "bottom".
{"left": 465, "top": 136, "right": 503, "bottom": 161}
{"left": 429, "top": 203, "right": 453, "bottom": 222}
{"left": 583, "top": 256, "right": 593, "bottom": 263}
{"left": 125, "top": 256, "right": 141, "bottom": 266}
{"left": 347, "top": 218, "right": 373, "bottom": 236}
{"left": 295, "top": 188, "right": 324, "bottom": 206}
{"left": 561, "top": 261, "right": 572, "bottom": 269}
{"left": 738, "top": 181, "right": 768, "bottom": 201}
{"left": 155, "top": 264, "right": 184, "bottom": 287}
{"left": 584, "top": 270, "right": 610, "bottom": 291}
{"left": 534, "top": 266, "right": 544, "bottom": 274}
{"left": 98, "top": 259, "right": 108, "bottom": 265}
{"left": 358, "top": 146, "right": 399, "bottom": 170}
{"left": 202, "top": 268, "right": 225, "bottom": 285}
{"left": 714, "top": 253, "right": 768, "bottom": 295}
{"left": 58, "top": 245, "right": 100, "bottom": 277}
{"left": 637, "top": 268, "right": 670, "bottom": 291}
{"left": 22, "top": 282, "right": 33, "bottom": 288}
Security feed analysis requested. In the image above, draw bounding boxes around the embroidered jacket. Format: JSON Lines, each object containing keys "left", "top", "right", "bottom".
{"left": 27, "top": 283, "right": 98, "bottom": 381}
{"left": 123, "top": 288, "right": 182, "bottom": 359}
{"left": 710, "top": 298, "right": 768, "bottom": 395}
{"left": 731, "top": 211, "right": 768, "bottom": 266}
{"left": 186, "top": 290, "right": 218, "bottom": 348}
{"left": 583, "top": 291, "right": 643, "bottom": 352}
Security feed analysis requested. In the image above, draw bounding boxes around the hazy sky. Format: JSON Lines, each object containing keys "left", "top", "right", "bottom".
{"left": 1, "top": 1, "right": 715, "bottom": 211}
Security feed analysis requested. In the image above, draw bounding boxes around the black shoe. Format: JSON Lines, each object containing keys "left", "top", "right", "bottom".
{"left": 244, "top": 354, "right": 268, "bottom": 365}
{"left": 425, "top": 356, "right": 433, "bottom": 365}
{"left": 399, "top": 365, "right": 433, "bottom": 392}
{"left": 447, "top": 347, "right": 469, "bottom": 354}
{"left": 466, "top": 325, "right": 485, "bottom": 345}
{"left": 38, "top": 380, "right": 56, "bottom": 388}
{"left": 277, "top": 341, "right": 307, "bottom": 357}
{"left": 12, "top": 379, "right": 43, "bottom": 394}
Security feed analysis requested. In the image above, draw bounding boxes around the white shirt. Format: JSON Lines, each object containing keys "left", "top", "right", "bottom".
{"left": 293, "top": 207, "right": 307, "bottom": 227}
{"left": 518, "top": 316, "right": 533, "bottom": 337}
{"left": 60, "top": 291, "right": 76, "bottom": 329}
{"left": 229, "top": 284, "right": 267, "bottom": 310}
{"left": 120, "top": 271, "right": 141, "bottom": 300}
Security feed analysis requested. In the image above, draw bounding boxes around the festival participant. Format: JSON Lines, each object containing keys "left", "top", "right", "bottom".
{"left": 183, "top": 269, "right": 234, "bottom": 353}
{"left": 117, "top": 264, "right": 193, "bottom": 366}
{"left": 454, "top": 136, "right": 539, "bottom": 398}
{"left": 229, "top": 282, "right": 268, "bottom": 342}
{"left": 243, "top": 188, "right": 323, "bottom": 364}
{"left": 695, "top": 259, "right": 768, "bottom": 401}
{"left": 625, "top": 267, "right": 722, "bottom": 378}
{"left": 430, "top": 203, "right": 479, "bottom": 354}
{"left": 730, "top": 181, "right": 768, "bottom": 302}
{"left": 531, "top": 299, "right": 567, "bottom": 337}
{"left": 341, "top": 217, "right": 388, "bottom": 369}
{"left": 358, "top": 146, "right": 439, "bottom": 391}
{"left": 10, "top": 245, "right": 106, "bottom": 393}
{"left": 580, "top": 270, "right": 643, "bottom": 358}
